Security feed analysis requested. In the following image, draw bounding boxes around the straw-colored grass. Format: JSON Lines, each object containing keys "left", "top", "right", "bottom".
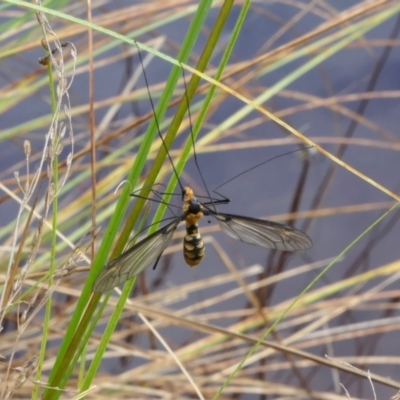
{"left": 1, "top": 0, "right": 400, "bottom": 399}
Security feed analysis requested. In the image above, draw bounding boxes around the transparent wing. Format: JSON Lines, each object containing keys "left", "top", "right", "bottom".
{"left": 210, "top": 212, "right": 312, "bottom": 251}
{"left": 93, "top": 218, "right": 182, "bottom": 293}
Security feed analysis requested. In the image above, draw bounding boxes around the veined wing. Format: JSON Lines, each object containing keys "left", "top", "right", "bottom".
{"left": 210, "top": 212, "right": 312, "bottom": 251}
{"left": 93, "top": 217, "right": 182, "bottom": 293}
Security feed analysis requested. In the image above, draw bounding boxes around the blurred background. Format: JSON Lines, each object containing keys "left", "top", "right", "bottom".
{"left": 1, "top": 0, "right": 400, "bottom": 398}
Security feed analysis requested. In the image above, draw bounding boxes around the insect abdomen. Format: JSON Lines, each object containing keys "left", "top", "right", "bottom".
{"left": 183, "top": 223, "right": 205, "bottom": 267}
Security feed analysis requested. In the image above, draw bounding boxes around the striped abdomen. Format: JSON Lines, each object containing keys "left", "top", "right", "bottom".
{"left": 183, "top": 222, "right": 205, "bottom": 266}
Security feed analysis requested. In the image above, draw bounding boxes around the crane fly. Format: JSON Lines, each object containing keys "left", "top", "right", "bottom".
{"left": 92, "top": 47, "right": 312, "bottom": 293}
{"left": 93, "top": 186, "right": 312, "bottom": 293}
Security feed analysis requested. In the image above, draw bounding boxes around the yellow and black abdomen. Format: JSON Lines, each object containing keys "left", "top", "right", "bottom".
{"left": 183, "top": 222, "right": 205, "bottom": 267}
{"left": 182, "top": 187, "right": 207, "bottom": 267}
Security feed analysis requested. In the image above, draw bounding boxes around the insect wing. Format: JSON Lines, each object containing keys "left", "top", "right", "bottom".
{"left": 93, "top": 218, "right": 181, "bottom": 293}
{"left": 210, "top": 212, "right": 312, "bottom": 251}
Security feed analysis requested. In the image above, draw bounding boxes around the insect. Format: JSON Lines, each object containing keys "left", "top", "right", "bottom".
{"left": 92, "top": 50, "right": 312, "bottom": 293}
{"left": 93, "top": 185, "right": 312, "bottom": 292}
{"left": 38, "top": 39, "right": 69, "bottom": 66}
